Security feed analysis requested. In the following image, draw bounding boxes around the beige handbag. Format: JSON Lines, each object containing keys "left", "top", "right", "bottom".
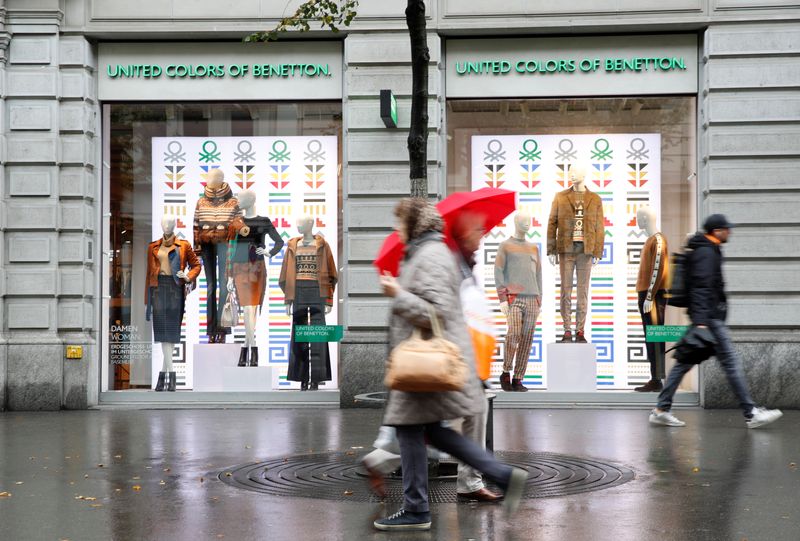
{"left": 384, "top": 306, "right": 468, "bottom": 393}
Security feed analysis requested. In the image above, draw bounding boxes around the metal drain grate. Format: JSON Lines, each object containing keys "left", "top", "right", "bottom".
{"left": 219, "top": 450, "right": 634, "bottom": 503}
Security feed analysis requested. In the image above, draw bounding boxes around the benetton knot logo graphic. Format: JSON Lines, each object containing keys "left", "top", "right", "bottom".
{"left": 626, "top": 138, "right": 649, "bottom": 161}
{"left": 519, "top": 139, "right": 541, "bottom": 162}
{"left": 483, "top": 139, "right": 506, "bottom": 162}
{"left": 555, "top": 139, "right": 577, "bottom": 161}
{"left": 304, "top": 140, "right": 326, "bottom": 162}
{"left": 199, "top": 141, "right": 221, "bottom": 163}
{"left": 234, "top": 140, "right": 256, "bottom": 163}
{"left": 269, "top": 140, "right": 291, "bottom": 162}
{"left": 591, "top": 138, "right": 613, "bottom": 161}
{"left": 164, "top": 141, "right": 186, "bottom": 163}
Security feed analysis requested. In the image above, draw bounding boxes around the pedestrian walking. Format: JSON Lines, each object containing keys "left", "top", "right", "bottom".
{"left": 374, "top": 198, "right": 527, "bottom": 531}
{"left": 649, "top": 214, "right": 782, "bottom": 429}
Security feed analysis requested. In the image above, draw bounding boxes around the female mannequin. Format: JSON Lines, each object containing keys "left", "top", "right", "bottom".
{"left": 495, "top": 212, "right": 542, "bottom": 392}
{"left": 145, "top": 216, "right": 201, "bottom": 391}
{"left": 226, "top": 189, "right": 285, "bottom": 367}
{"left": 193, "top": 168, "right": 241, "bottom": 343}
{"left": 279, "top": 216, "right": 337, "bottom": 390}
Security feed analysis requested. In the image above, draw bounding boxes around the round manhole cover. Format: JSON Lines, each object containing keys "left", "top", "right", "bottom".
{"left": 219, "top": 450, "right": 634, "bottom": 503}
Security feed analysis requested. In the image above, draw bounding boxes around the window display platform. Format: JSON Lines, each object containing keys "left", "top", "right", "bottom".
{"left": 493, "top": 390, "right": 699, "bottom": 409}
{"left": 98, "top": 390, "right": 339, "bottom": 409}
{"left": 547, "top": 343, "right": 597, "bottom": 392}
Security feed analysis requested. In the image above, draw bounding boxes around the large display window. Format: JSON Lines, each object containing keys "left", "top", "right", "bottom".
{"left": 447, "top": 97, "right": 697, "bottom": 391}
{"left": 103, "top": 102, "right": 342, "bottom": 392}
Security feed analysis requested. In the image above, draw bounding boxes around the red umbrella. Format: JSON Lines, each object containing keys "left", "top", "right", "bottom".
{"left": 373, "top": 188, "right": 516, "bottom": 276}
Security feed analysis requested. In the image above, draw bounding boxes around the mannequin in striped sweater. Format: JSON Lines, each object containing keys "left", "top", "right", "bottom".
{"left": 193, "top": 168, "right": 242, "bottom": 342}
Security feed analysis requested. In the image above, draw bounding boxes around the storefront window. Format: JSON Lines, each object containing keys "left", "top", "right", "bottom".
{"left": 103, "top": 103, "right": 342, "bottom": 392}
{"left": 447, "top": 97, "right": 697, "bottom": 391}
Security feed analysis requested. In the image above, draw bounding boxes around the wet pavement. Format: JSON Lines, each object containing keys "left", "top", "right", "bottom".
{"left": 0, "top": 408, "right": 797, "bottom": 541}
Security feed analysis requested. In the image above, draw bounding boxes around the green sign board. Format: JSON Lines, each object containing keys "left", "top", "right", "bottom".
{"left": 454, "top": 57, "right": 687, "bottom": 76}
{"left": 294, "top": 325, "right": 344, "bottom": 343}
{"left": 645, "top": 325, "right": 690, "bottom": 343}
{"left": 106, "top": 63, "right": 332, "bottom": 80}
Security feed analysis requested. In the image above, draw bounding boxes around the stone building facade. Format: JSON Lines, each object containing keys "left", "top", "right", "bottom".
{"left": 0, "top": 0, "right": 798, "bottom": 409}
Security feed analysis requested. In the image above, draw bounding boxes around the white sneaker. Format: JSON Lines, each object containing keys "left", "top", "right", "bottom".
{"left": 649, "top": 409, "right": 686, "bottom": 427}
{"left": 746, "top": 407, "right": 783, "bottom": 429}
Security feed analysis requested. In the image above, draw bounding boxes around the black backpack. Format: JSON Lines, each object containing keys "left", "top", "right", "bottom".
{"left": 666, "top": 246, "right": 692, "bottom": 308}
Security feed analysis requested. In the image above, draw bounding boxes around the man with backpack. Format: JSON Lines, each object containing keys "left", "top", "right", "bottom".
{"left": 649, "top": 214, "right": 783, "bottom": 429}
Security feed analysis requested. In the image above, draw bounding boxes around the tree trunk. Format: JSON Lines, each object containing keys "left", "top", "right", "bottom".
{"left": 405, "top": 0, "right": 429, "bottom": 198}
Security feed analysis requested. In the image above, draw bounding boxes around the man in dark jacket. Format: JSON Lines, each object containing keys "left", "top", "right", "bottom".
{"left": 649, "top": 214, "right": 782, "bottom": 429}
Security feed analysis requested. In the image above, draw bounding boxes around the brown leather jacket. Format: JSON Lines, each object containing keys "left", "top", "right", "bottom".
{"left": 145, "top": 237, "right": 202, "bottom": 303}
{"left": 547, "top": 188, "right": 605, "bottom": 258}
{"left": 279, "top": 235, "right": 337, "bottom": 306}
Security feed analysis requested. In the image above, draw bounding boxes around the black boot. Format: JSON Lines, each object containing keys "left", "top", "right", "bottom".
{"left": 238, "top": 347, "right": 248, "bottom": 367}
{"left": 300, "top": 381, "right": 308, "bottom": 391}
{"left": 511, "top": 378, "right": 529, "bottom": 392}
{"left": 310, "top": 382, "right": 319, "bottom": 391}
{"left": 167, "top": 371, "right": 177, "bottom": 392}
{"left": 249, "top": 347, "right": 259, "bottom": 367}
{"left": 499, "top": 372, "right": 512, "bottom": 392}
{"left": 155, "top": 372, "right": 167, "bottom": 392}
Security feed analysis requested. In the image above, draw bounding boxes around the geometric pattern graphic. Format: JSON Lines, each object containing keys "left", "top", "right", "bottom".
{"left": 219, "top": 450, "right": 635, "bottom": 503}
{"left": 472, "top": 134, "right": 661, "bottom": 390}
{"left": 152, "top": 137, "right": 339, "bottom": 390}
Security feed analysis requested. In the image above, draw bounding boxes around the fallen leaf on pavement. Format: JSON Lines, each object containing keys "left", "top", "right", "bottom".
{"left": 132, "top": 485, "right": 142, "bottom": 491}
{"left": 0, "top": 492, "right": 11, "bottom": 498}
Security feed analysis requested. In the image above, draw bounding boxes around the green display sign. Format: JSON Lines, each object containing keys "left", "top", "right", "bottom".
{"left": 106, "top": 63, "right": 332, "bottom": 80}
{"left": 294, "top": 325, "right": 344, "bottom": 343}
{"left": 645, "top": 325, "right": 691, "bottom": 343}
{"left": 454, "top": 57, "right": 687, "bottom": 76}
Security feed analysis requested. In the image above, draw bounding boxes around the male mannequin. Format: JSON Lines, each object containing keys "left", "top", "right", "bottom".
{"left": 194, "top": 168, "right": 241, "bottom": 343}
{"left": 226, "top": 189, "right": 285, "bottom": 367}
{"left": 547, "top": 164, "right": 604, "bottom": 343}
{"left": 279, "top": 216, "right": 337, "bottom": 390}
{"left": 634, "top": 206, "right": 669, "bottom": 392}
{"left": 146, "top": 216, "right": 201, "bottom": 391}
{"left": 494, "top": 212, "right": 542, "bottom": 392}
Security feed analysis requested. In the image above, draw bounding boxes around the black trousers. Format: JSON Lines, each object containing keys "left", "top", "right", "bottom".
{"left": 638, "top": 290, "right": 667, "bottom": 380}
{"left": 199, "top": 242, "right": 229, "bottom": 336}
{"left": 287, "top": 280, "right": 332, "bottom": 383}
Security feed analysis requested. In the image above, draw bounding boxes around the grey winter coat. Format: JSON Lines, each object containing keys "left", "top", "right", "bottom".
{"left": 382, "top": 233, "right": 487, "bottom": 426}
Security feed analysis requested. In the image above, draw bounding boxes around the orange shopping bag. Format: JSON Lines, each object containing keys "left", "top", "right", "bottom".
{"left": 460, "top": 280, "right": 496, "bottom": 381}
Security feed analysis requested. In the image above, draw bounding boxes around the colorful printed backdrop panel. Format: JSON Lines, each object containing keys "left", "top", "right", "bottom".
{"left": 152, "top": 137, "right": 339, "bottom": 390}
{"left": 471, "top": 134, "right": 661, "bottom": 390}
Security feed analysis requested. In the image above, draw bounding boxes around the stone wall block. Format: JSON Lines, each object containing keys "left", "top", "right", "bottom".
{"left": 58, "top": 300, "right": 92, "bottom": 330}
{"left": 59, "top": 71, "right": 91, "bottom": 100}
{"left": 8, "top": 167, "right": 55, "bottom": 197}
{"left": 59, "top": 167, "right": 94, "bottom": 198}
{"left": 8, "top": 102, "right": 53, "bottom": 131}
{"left": 348, "top": 232, "right": 391, "bottom": 262}
{"left": 59, "top": 37, "right": 95, "bottom": 69}
{"left": 58, "top": 202, "right": 89, "bottom": 231}
{"left": 59, "top": 103, "right": 95, "bottom": 134}
{"left": 5, "top": 269, "right": 57, "bottom": 296}
{"left": 58, "top": 233, "right": 91, "bottom": 264}
{"left": 6, "top": 136, "right": 57, "bottom": 164}
{"left": 339, "top": 340, "right": 388, "bottom": 408}
{"left": 6, "top": 234, "right": 54, "bottom": 263}
{"left": 347, "top": 132, "right": 439, "bottom": 164}
{"left": 345, "top": 33, "right": 441, "bottom": 65}
{"left": 9, "top": 37, "right": 53, "bottom": 65}
{"left": 347, "top": 164, "right": 439, "bottom": 195}
{"left": 60, "top": 134, "right": 94, "bottom": 166}
{"left": 346, "top": 65, "right": 441, "bottom": 97}
{"left": 7, "top": 343, "right": 62, "bottom": 410}
{"left": 346, "top": 200, "right": 398, "bottom": 229}
{"left": 346, "top": 299, "right": 391, "bottom": 329}
{"left": 5, "top": 202, "right": 58, "bottom": 230}
{"left": 6, "top": 69, "right": 58, "bottom": 98}
{"left": 58, "top": 268, "right": 86, "bottom": 296}
{"left": 7, "top": 300, "right": 53, "bottom": 329}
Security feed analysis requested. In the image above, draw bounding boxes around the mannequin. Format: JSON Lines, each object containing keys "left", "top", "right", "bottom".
{"left": 494, "top": 212, "right": 542, "bottom": 392}
{"left": 634, "top": 206, "right": 669, "bottom": 392}
{"left": 194, "top": 168, "right": 241, "bottom": 343}
{"left": 279, "top": 216, "right": 337, "bottom": 390}
{"left": 226, "top": 189, "right": 285, "bottom": 367}
{"left": 145, "top": 216, "right": 201, "bottom": 391}
{"left": 547, "top": 164, "right": 604, "bottom": 343}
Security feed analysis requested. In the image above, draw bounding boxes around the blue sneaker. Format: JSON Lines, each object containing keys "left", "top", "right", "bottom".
{"left": 374, "top": 509, "right": 432, "bottom": 531}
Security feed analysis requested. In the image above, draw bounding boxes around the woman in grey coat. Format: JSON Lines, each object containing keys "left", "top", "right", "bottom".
{"left": 374, "top": 198, "right": 527, "bottom": 532}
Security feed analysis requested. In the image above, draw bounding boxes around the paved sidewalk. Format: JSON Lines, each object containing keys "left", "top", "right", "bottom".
{"left": 0, "top": 408, "right": 797, "bottom": 541}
